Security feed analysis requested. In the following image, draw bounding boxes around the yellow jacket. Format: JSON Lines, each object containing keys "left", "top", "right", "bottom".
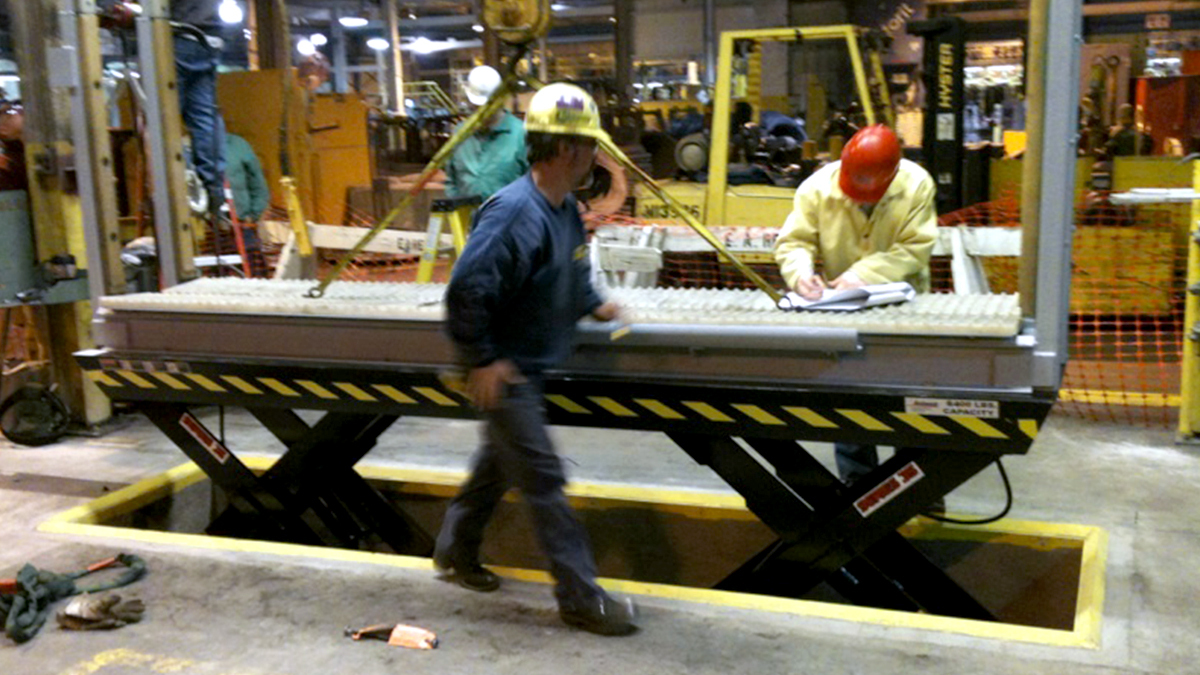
{"left": 774, "top": 159, "right": 937, "bottom": 292}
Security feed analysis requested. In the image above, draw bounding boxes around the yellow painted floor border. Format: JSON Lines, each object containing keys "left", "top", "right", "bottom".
{"left": 39, "top": 458, "right": 1107, "bottom": 650}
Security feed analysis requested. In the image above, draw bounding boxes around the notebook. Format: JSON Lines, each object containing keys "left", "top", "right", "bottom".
{"left": 777, "top": 281, "right": 915, "bottom": 312}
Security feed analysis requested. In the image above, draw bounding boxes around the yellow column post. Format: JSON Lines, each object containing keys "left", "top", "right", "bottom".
{"left": 1180, "top": 160, "right": 1200, "bottom": 441}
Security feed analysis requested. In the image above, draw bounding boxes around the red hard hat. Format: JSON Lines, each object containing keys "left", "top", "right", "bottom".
{"left": 838, "top": 124, "right": 901, "bottom": 203}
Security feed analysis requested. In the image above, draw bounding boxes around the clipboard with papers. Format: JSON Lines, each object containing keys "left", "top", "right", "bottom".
{"left": 777, "top": 281, "right": 916, "bottom": 312}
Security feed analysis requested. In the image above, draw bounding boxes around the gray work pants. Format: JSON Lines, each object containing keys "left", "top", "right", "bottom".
{"left": 435, "top": 378, "right": 604, "bottom": 608}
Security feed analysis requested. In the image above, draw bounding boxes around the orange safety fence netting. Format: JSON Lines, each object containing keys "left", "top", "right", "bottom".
{"left": 940, "top": 192, "right": 1189, "bottom": 427}
{"left": 593, "top": 190, "right": 1189, "bottom": 428}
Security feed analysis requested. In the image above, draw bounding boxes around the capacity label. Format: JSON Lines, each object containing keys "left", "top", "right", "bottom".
{"left": 905, "top": 397, "right": 999, "bottom": 418}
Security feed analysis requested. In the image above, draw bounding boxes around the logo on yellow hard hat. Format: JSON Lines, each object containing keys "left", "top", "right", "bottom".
{"left": 554, "top": 97, "right": 592, "bottom": 125}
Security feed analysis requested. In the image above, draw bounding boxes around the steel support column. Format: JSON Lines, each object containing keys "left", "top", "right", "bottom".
{"left": 331, "top": 9, "right": 350, "bottom": 93}
{"left": 613, "top": 0, "right": 634, "bottom": 106}
{"left": 252, "top": 0, "right": 290, "bottom": 70}
{"left": 1028, "top": 0, "right": 1082, "bottom": 391}
{"left": 384, "top": 0, "right": 405, "bottom": 115}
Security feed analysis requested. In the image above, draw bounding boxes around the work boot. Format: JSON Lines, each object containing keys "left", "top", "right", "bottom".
{"left": 433, "top": 556, "right": 501, "bottom": 593}
{"left": 559, "top": 593, "right": 638, "bottom": 636}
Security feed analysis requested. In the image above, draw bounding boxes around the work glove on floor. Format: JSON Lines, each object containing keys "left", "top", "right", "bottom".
{"left": 56, "top": 593, "right": 145, "bottom": 631}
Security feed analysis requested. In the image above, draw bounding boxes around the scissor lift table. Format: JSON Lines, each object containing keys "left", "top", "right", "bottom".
{"left": 77, "top": 279, "right": 1054, "bottom": 621}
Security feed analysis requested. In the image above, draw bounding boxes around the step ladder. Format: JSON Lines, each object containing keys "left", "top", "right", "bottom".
{"left": 415, "top": 196, "right": 481, "bottom": 283}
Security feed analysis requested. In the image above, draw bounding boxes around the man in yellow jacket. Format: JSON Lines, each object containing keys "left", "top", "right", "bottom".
{"left": 775, "top": 124, "right": 936, "bottom": 300}
{"left": 774, "top": 124, "right": 939, "bottom": 491}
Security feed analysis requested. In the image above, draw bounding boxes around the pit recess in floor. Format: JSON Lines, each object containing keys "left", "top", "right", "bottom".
{"left": 41, "top": 458, "right": 1106, "bottom": 648}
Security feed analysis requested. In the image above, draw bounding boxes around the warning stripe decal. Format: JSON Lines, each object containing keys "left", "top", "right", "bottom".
{"left": 636, "top": 399, "right": 686, "bottom": 420}
{"left": 546, "top": 395, "right": 591, "bottom": 414}
{"left": 117, "top": 370, "right": 156, "bottom": 389}
{"left": 85, "top": 370, "right": 124, "bottom": 388}
{"left": 149, "top": 372, "right": 190, "bottom": 391}
{"left": 891, "top": 412, "right": 951, "bottom": 435}
{"left": 838, "top": 409, "right": 893, "bottom": 432}
{"left": 682, "top": 401, "right": 734, "bottom": 422}
{"left": 1019, "top": 419, "right": 1040, "bottom": 439}
{"left": 951, "top": 416, "right": 1008, "bottom": 439}
{"left": 185, "top": 373, "right": 226, "bottom": 393}
{"left": 784, "top": 407, "right": 839, "bottom": 428}
{"left": 589, "top": 396, "right": 637, "bottom": 417}
{"left": 334, "top": 382, "right": 378, "bottom": 402}
{"left": 296, "top": 380, "right": 338, "bottom": 400}
{"left": 732, "top": 404, "right": 786, "bottom": 426}
{"left": 414, "top": 387, "right": 460, "bottom": 407}
{"left": 222, "top": 376, "right": 263, "bottom": 395}
{"left": 372, "top": 384, "right": 417, "bottom": 404}
{"left": 258, "top": 378, "right": 301, "bottom": 397}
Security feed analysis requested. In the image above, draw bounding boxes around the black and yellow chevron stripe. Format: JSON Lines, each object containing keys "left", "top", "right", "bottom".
{"left": 80, "top": 354, "right": 1046, "bottom": 452}
{"left": 86, "top": 368, "right": 465, "bottom": 408}
{"left": 539, "top": 392, "right": 1039, "bottom": 441}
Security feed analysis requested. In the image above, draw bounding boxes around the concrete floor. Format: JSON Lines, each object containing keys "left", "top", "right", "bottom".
{"left": 1, "top": 407, "right": 1196, "bottom": 675}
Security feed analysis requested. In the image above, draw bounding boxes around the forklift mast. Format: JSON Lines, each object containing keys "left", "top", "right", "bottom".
{"left": 908, "top": 17, "right": 966, "bottom": 214}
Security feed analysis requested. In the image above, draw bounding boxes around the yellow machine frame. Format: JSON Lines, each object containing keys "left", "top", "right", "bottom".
{"left": 641, "top": 25, "right": 894, "bottom": 229}
{"left": 1179, "top": 162, "right": 1200, "bottom": 441}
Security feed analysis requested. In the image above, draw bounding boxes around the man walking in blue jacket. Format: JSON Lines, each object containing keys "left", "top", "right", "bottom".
{"left": 434, "top": 83, "right": 636, "bottom": 637}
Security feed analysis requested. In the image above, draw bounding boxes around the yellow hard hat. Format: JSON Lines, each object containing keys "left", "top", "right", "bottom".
{"left": 524, "top": 83, "right": 610, "bottom": 142}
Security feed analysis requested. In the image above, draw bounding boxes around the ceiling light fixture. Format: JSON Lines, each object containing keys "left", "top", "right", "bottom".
{"left": 297, "top": 38, "right": 317, "bottom": 56}
{"left": 310, "top": 33, "right": 328, "bottom": 46}
{"left": 339, "top": 15, "right": 369, "bottom": 28}
{"left": 218, "top": 0, "right": 243, "bottom": 24}
{"left": 411, "top": 37, "right": 434, "bottom": 54}
{"left": 472, "top": 23, "right": 485, "bottom": 33}
{"left": 367, "top": 37, "right": 390, "bottom": 51}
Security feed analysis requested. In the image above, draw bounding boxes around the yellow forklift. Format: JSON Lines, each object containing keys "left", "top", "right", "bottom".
{"left": 635, "top": 25, "right": 895, "bottom": 230}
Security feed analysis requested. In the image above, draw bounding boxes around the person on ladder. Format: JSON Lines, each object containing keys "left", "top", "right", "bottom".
{"left": 169, "top": 0, "right": 228, "bottom": 217}
{"left": 223, "top": 131, "right": 270, "bottom": 277}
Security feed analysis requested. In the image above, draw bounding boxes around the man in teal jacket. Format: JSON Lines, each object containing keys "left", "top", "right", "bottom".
{"left": 444, "top": 66, "right": 528, "bottom": 200}
{"left": 224, "top": 132, "right": 269, "bottom": 223}
{"left": 223, "top": 132, "right": 269, "bottom": 276}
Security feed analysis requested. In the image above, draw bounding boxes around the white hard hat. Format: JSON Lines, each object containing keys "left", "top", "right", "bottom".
{"left": 464, "top": 65, "right": 502, "bottom": 106}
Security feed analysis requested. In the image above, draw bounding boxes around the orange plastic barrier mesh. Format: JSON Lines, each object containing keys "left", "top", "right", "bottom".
{"left": 939, "top": 194, "right": 1189, "bottom": 427}
{"left": 598, "top": 192, "right": 1188, "bottom": 428}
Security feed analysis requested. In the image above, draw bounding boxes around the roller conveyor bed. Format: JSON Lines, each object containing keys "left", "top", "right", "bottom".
{"left": 76, "top": 278, "right": 1057, "bottom": 621}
